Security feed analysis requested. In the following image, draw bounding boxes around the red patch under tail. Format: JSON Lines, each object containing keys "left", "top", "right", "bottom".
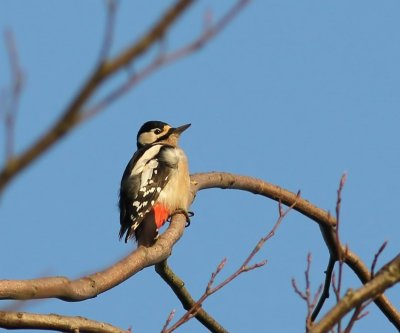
{"left": 153, "top": 204, "right": 170, "bottom": 229}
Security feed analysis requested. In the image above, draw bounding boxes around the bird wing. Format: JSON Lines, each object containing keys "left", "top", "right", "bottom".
{"left": 119, "top": 144, "right": 176, "bottom": 242}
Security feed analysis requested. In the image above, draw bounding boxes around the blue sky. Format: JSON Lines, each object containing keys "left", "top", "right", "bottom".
{"left": 1, "top": 1, "right": 399, "bottom": 332}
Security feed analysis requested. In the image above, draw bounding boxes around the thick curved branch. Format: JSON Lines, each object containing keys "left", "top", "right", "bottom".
{"left": 155, "top": 261, "right": 228, "bottom": 333}
{"left": 0, "top": 311, "right": 126, "bottom": 333}
{"left": 190, "top": 172, "right": 400, "bottom": 329}
{"left": 0, "top": 0, "right": 194, "bottom": 192}
{"left": 0, "top": 214, "right": 187, "bottom": 301}
{"left": 344, "top": 249, "right": 400, "bottom": 328}
{"left": 310, "top": 254, "right": 400, "bottom": 333}
{"left": 192, "top": 172, "right": 337, "bottom": 228}
{"left": 162, "top": 198, "right": 295, "bottom": 333}
{"left": 0, "top": 172, "right": 398, "bottom": 330}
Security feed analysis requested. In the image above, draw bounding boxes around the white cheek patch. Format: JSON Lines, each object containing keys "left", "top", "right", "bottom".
{"left": 138, "top": 132, "right": 156, "bottom": 146}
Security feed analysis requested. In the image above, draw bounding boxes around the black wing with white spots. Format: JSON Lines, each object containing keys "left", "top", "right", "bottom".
{"left": 119, "top": 144, "right": 177, "bottom": 242}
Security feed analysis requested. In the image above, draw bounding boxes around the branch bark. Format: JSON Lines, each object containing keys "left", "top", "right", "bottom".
{"left": 0, "top": 311, "right": 127, "bottom": 333}
{"left": 0, "top": 214, "right": 187, "bottom": 301}
{"left": 0, "top": 172, "right": 398, "bottom": 330}
{"left": 309, "top": 254, "right": 400, "bottom": 333}
{"left": 0, "top": 0, "right": 194, "bottom": 193}
{"left": 155, "top": 260, "right": 229, "bottom": 333}
{"left": 190, "top": 172, "right": 400, "bottom": 329}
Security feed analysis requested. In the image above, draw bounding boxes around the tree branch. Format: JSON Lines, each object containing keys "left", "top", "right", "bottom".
{"left": 2, "top": 29, "right": 24, "bottom": 160}
{"left": 191, "top": 172, "right": 400, "bottom": 330}
{"left": 161, "top": 197, "right": 297, "bottom": 332}
{"left": 0, "top": 0, "right": 252, "bottom": 194}
{"left": 0, "top": 172, "right": 398, "bottom": 331}
{"left": 309, "top": 254, "right": 400, "bottom": 333}
{"left": 0, "top": 311, "right": 127, "bottom": 333}
{"left": 0, "top": 0, "right": 194, "bottom": 193}
{"left": 155, "top": 260, "right": 228, "bottom": 333}
{"left": 84, "top": 0, "right": 251, "bottom": 120}
{"left": 311, "top": 256, "right": 335, "bottom": 322}
{"left": 312, "top": 173, "right": 347, "bottom": 322}
{"left": 0, "top": 214, "right": 187, "bottom": 302}
{"left": 291, "top": 253, "right": 323, "bottom": 331}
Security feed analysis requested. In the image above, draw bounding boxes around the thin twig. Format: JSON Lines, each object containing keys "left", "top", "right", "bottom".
{"left": 161, "top": 309, "right": 176, "bottom": 332}
{"left": 0, "top": 0, "right": 194, "bottom": 192}
{"left": 163, "top": 193, "right": 299, "bottom": 332}
{"left": 3, "top": 29, "right": 24, "bottom": 160}
{"left": 83, "top": 0, "right": 252, "bottom": 119}
{"left": 343, "top": 300, "right": 371, "bottom": 333}
{"left": 292, "top": 253, "right": 323, "bottom": 331}
{"left": 371, "top": 241, "right": 388, "bottom": 279}
{"left": 311, "top": 256, "right": 335, "bottom": 321}
{"left": 97, "top": 0, "right": 119, "bottom": 64}
{"left": 309, "top": 254, "right": 400, "bottom": 333}
{"left": 337, "top": 249, "right": 348, "bottom": 332}
{"left": 334, "top": 175, "right": 348, "bottom": 331}
{"left": 155, "top": 260, "right": 228, "bottom": 333}
{"left": 0, "top": 172, "right": 398, "bottom": 330}
{"left": 335, "top": 173, "right": 347, "bottom": 262}
{"left": 311, "top": 173, "right": 348, "bottom": 323}
{"left": 192, "top": 172, "right": 400, "bottom": 329}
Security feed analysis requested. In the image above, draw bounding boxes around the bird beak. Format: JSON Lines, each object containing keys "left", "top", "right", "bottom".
{"left": 171, "top": 123, "right": 191, "bottom": 135}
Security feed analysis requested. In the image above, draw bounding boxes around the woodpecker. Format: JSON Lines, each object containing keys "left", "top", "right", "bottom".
{"left": 119, "top": 120, "right": 192, "bottom": 246}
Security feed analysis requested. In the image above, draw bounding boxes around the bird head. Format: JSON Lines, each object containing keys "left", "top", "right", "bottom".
{"left": 136, "top": 121, "right": 191, "bottom": 149}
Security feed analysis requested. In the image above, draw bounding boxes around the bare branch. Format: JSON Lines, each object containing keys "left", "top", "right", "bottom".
{"left": 0, "top": 213, "right": 187, "bottom": 302}
{"left": 191, "top": 172, "right": 400, "bottom": 329}
{"left": 163, "top": 197, "right": 297, "bottom": 332}
{"left": 292, "top": 278, "right": 308, "bottom": 301}
{"left": 343, "top": 300, "right": 371, "bottom": 333}
{"left": 83, "top": 0, "right": 252, "bottom": 119}
{"left": 2, "top": 29, "right": 24, "bottom": 160}
{"left": 155, "top": 260, "right": 228, "bottom": 333}
{"left": 332, "top": 247, "right": 349, "bottom": 332}
{"left": 335, "top": 173, "right": 347, "bottom": 262}
{"left": 161, "top": 309, "right": 176, "bottom": 333}
{"left": 310, "top": 254, "right": 400, "bottom": 333}
{"left": 97, "top": 0, "right": 119, "bottom": 63}
{"left": 292, "top": 253, "right": 323, "bottom": 331}
{"left": 0, "top": 310, "right": 127, "bottom": 333}
{"left": 311, "top": 257, "right": 335, "bottom": 321}
{"left": 0, "top": 172, "right": 398, "bottom": 330}
{"left": 371, "top": 241, "right": 388, "bottom": 279}
{"left": 0, "top": 0, "right": 194, "bottom": 192}
{"left": 0, "top": 0, "right": 252, "bottom": 194}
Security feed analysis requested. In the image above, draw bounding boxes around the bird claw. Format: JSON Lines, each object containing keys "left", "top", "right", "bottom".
{"left": 168, "top": 209, "right": 194, "bottom": 227}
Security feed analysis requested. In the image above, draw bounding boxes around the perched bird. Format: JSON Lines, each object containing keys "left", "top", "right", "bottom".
{"left": 119, "top": 121, "right": 192, "bottom": 246}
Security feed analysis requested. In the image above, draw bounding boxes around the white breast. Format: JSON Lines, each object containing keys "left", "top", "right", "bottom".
{"left": 157, "top": 147, "right": 190, "bottom": 212}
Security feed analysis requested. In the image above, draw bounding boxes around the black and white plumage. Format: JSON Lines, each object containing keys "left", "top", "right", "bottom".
{"left": 119, "top": 121, "right": 191, "bottom": 246}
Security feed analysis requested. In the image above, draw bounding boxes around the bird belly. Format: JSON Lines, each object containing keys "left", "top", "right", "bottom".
{"left": 156, "top": 151, "right": 190, "bottom": 213}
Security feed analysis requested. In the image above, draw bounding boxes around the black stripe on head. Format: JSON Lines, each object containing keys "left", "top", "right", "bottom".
{"left": 156, "top": 127, "right": 175, "bottom": 142}
{"left": 137, "top": 121, "right": 168, "bottom": 138}
{"left": 136, "top": 121, "right": 169, "bottom": 148}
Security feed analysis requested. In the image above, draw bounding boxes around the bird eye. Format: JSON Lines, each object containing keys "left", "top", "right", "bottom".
{"left": 154, "top": 129, "right": 162, "bottom": 135}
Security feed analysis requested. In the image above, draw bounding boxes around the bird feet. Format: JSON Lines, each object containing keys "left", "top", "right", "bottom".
{"left": 168, "top": 209, "right": 194, "bottom": 227}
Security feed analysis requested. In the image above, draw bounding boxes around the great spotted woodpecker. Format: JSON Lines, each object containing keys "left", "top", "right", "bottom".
{"left": 119, "top": 121, "right": 192, "bottom": 246}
